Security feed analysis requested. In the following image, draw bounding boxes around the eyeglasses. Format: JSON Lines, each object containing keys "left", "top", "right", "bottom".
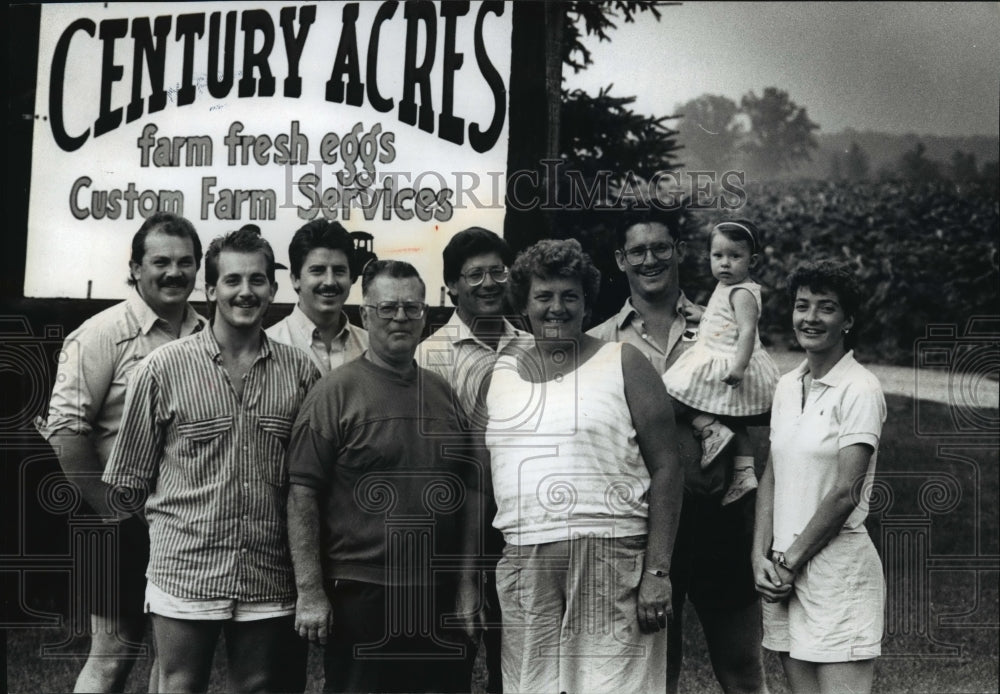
{"left": 363, "top": 302, "right": 428, "bottom": 320}
{"left": 459, "top": 266, "right": 509, "bottom": 286}
{"left": 621, "top": 243, "right": 674, "bottom": 266}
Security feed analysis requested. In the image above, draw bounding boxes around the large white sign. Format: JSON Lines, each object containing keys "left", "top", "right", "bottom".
{"left": 26, "top": 1, "right": 511, "bottom": 302}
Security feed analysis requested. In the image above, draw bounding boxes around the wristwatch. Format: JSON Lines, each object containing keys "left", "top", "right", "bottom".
{"left": 644, "top": 567, "right": 669, "bottom": 578}
{"left": 772, "top": 551, "right": 794, "bottom": 573}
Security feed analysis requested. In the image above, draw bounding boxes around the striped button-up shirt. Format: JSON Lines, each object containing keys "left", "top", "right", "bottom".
{"left": 266, "top": 304, "right": 368, "bottom": 375}
{"left": 103, "top": 328, "right": 320, "bottom": 601}
{"left": 418, "top": 310, "right": 532, "bottom": 428}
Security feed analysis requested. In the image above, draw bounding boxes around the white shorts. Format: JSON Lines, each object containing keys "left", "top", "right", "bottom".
{"left": 762, "top": 532, "right": 884, "bottom": 662}
{"left": 145, "top": 582, "right": 296, "bottom": 622}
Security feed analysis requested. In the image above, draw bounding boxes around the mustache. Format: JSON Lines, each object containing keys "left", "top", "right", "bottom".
{"left": 158, "top": 278, "right": 190, "bottom": 288}
{"left": 313, "top": 285, "right": 342, "bottom": 296}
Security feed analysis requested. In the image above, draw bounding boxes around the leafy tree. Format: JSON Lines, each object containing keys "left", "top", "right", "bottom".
{"left": 561, "top": 1, "right": 667, "bottom": 74}
{"left": 561, "top": 85, "right": 682, "bottom": 182}
{"left": 552, "top": 2, "right": 686, "bottom": 323}
{"left": 844, "top": 142, "right": 870, "bottom": 180}
{"left": 506, "top": 1, "right": 681, "bottom": 262}
{"left": 740, "top": 87, "right": 820, "bottom": 179}
{"left": 982, "top": 160, "right": 1000, "bottom": 185}
{"left": 828, "top": 153, "right": 844, "bottom": 181}
{"left": 950, "top": 150, "right": 978, "bottom": 182}
{"left": 898, "top": 141, "right": 941, "bottom": 181}
{"left": 675, "top": 94, "right": 742, "bottom": 172}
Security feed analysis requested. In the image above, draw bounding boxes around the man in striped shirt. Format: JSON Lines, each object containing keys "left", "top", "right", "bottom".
{"left": 104, "top": 228, "right": 320, "bottom": 693}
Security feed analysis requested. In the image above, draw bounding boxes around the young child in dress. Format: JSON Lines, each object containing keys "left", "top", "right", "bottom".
{"left": 663, "top": 219, "right": 780, "bottom": 505}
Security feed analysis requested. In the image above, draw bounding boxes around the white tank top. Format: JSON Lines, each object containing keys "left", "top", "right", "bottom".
{"left": 485, "top": 341, "right": 650, "bottom": 545}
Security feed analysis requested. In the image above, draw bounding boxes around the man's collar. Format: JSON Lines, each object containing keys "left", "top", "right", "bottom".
{"left": 289, "top": 303, "right": 351, "bottom": 340}
{"left": 441, "top": 309, "right": 527, "bottom": 347}
{"left": 616, "top": 293, "right": 693, "bottom": 328}
{"left": 198, "top": 322, "right": 272, "bottom": 361}
{"left": 126, "top": 289, "right": 161, "bottom": 334}
{"left": 127, "top": 288, "right": 204, "bottom": 335}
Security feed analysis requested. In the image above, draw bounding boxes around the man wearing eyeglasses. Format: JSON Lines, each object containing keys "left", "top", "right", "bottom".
{"left": 287, "top": 260, "right": 483, "bottom": 693}
{"left": 417, "top": 227, "right": 531, "bottom": 693}
{"left": 419, "top": 227, "right": 531, "bottom": 428}
{"left": 589, "top": 209, "right": 767, "bottom": 694}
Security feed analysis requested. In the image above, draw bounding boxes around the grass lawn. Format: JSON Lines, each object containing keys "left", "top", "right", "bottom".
{"left": 5, "top": 394, "right": 997, "bottom": 693}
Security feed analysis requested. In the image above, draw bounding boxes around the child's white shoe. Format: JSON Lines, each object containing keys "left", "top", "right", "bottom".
{"left": 722, "top": 465, "right": 758, "bottom": 506}
{"left": 699, "top": 420, "right": 735, "bottom": 469}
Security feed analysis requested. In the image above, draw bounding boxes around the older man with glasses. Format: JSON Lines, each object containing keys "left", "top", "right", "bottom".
{"left": 287, "top": 260, "right": 485, "bottom": 693}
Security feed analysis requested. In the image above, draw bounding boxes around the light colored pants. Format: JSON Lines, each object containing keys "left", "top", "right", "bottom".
{"left": 496, "top": 535, "right": 667, "bottom": 694}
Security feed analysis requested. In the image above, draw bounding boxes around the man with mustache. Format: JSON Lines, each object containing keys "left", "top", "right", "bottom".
{"left": 104, "top": 227, "right": 319, "bottom": 692}
{"left": 589, "top": 208, "right": 767, "bottom": 694}
{"left": 267, "top": 220, "right": 368, "bottom": 373}
{"left": 417, "top": 226, "right": 531, "bottom": 693}
{"left": 36, "top": 212, "right": 205, "bottom": 693}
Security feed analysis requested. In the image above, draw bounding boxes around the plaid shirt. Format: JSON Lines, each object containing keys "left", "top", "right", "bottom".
{"left": 104, "top": 328, "right": 319, "bottom": 601}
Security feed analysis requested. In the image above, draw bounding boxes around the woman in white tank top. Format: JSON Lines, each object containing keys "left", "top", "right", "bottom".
{"left": 482, "top": 239, "right": 684, "bottom": 694}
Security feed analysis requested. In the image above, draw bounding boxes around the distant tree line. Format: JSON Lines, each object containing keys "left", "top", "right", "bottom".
{"left": 674, "top": 89, "right": 821, "bottom": 180}
{"left": 827, "top": 139, "right": 999, "bottom": 185}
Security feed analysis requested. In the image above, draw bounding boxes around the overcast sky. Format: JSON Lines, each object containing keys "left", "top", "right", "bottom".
{"left": 564, "top": 1, "right": 1000, "bottom": 137}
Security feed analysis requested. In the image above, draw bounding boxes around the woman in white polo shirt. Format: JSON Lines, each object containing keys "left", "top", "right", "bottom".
{"left": 753, "top": 260, "right": 887, "bottom": 694}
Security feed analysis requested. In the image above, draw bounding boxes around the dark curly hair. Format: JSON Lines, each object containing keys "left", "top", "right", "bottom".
{"left": 787, "top": 260, "right": 864, "bottom": 348}
{"left": 127, "top": 212, "right": 202, "bottom": 286}
{"left": 442, "top": 227, "right": 513, "bottom": 287}
{"left": 508, "top": 239, "right": 602, "bottom": 314}
{"left": 204, "top": 227, "right": 277, "bottom": 286}
{"left": 614, "top": 206, "right": 685, "bottom": 249}
{"left": 287, "top": 220, "right": 357, "bottom": 281}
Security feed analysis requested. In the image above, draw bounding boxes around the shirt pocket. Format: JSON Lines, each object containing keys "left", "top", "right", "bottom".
{"left": 256, "top": 414, "right": 293, "bottom": 486}
{"left": 176, "top": 415, "right": 233, "bottom": 444}
{"left": 175, "top": 415, "right": 233, "bottom": 486}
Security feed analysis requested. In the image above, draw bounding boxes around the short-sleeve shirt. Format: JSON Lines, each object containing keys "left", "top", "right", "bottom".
{"left": 266, "top": 304, "right": 368, "bottom": 375}
{"left": 35, "top": 290, "right": 206, "bottom": 465}
{"left": 288, "top": 357, "right": 477, "bottom": 586}
{"left": 588, "top": 294, "right": 726, "bottom": 496}
{"left": 418, "top": 310, "right": 532, "bottom": 426}
{"left": 103, "top": 328, "right": 320, "bottom": 601}
{"left": 587, "top": 294, "right": 699, "bottom": 375}
{"left": 769, "top": 351, "right": 886, "bottom": 553}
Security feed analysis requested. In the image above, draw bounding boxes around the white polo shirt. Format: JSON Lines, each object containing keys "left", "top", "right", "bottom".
{"left": 769, "top": 351, "right": 886, "bottom": 553}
